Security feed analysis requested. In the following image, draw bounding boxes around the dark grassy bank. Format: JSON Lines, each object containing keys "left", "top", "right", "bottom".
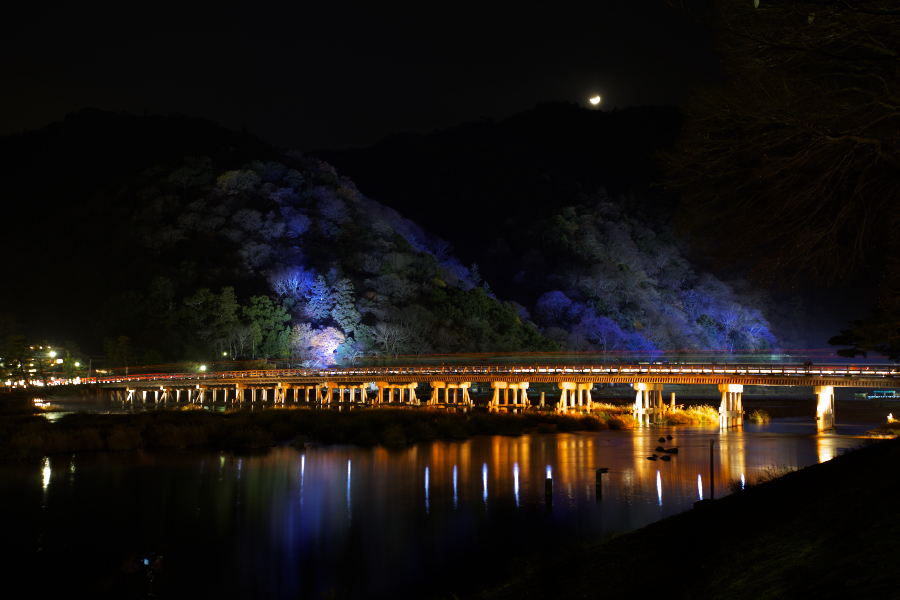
{"left": 0, "top": 405, "right": 625, "bottom": 461}
{"left": 461, "top": 437, "right": 900, "bottom": 600}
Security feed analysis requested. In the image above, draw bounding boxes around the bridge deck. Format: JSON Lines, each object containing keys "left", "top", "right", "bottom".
{"left": 92, "top": 364, "right": 900, "bottom": 389}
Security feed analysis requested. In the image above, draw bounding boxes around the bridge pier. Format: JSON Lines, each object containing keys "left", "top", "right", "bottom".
{"left": 276, "top": 383, "right": 291, "bottom": 404}
{"left": 815, "top": 385, "right": 835, "bottom": 431}
{"left": 324, "top": 382, "right": 369, "bottom": 406}
{"left": 490, "top": 381, "right": 529, "bottom": 412}
{"left": 718, "top": 384, "right": 743, "bottom": 428}
{"left": 374, "top": 382, "right": 418, "bottom": 406}
{"left": 430, "top": 382, "right": 472, "bottom": 408}
{"left": 558, "top": 382, "right": 592, "bottom": 414}
{"left": 633, "top": 383, "right": 664, "bottom": 425}
{"left": 306, "top": 385, "right": 324, "bottom": 404}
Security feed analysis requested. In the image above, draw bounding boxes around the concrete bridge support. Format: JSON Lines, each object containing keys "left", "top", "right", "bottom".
{"left": 558, "top": 382, "right": 593, "bottom": 414}
{"left": 430, "top": 382, "right": 473, "bottom": 408}
{"left": 353, "top": 385, "right": 368, "bottom": 404}
{"left": 325, "top": 382, "right": 369, "bottom": 405}
{"left": 374, "top": 382, "right": 418, "bottom": 405}
{"left": 633, "top": 383, "right": 664, "bottom": 425}
{"left": 276, "top": 383, "right": 292, "bottom": 404}
{"left": 490, "top": 381, "right": 530, "bottom": 412}
{"left": 305, "top": 385, "right": 325, "bottom": 404}
{"left": 718, "top": 384, "right": 743, "bottom": 428}
{"left": 815, "top": 385, "right": 835, "bottom": 431}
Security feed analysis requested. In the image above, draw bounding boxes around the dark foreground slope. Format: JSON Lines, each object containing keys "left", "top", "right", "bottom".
{"left": 466, "top": 438, "right": 900, "bottom": 600}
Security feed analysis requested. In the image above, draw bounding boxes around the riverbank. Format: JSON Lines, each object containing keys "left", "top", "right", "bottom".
{"left": 2, "top": 389, "right": 890, "bottom": 461}
{"left": 0, "top": 400, "right": 639, "bottom": 461}
{"left": 462, "top": 436, "right": 900, "bottom": 600}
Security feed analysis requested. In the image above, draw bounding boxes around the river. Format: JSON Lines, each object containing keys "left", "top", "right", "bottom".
{"left": 1, "top": 418, "right": 876, "bottom": 599}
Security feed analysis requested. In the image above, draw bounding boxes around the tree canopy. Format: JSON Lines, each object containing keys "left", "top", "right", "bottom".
{"left": 662, "top": 0, "right": 900, "bottom": 357}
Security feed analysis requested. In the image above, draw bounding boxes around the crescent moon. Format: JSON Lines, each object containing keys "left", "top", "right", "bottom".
{"left": 589, "top": 96, "right": 601, "bottom": 105}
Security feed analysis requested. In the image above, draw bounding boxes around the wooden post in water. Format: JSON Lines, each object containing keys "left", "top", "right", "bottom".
{"left": 710, "top": 438, "right": 715, "bottom": 500}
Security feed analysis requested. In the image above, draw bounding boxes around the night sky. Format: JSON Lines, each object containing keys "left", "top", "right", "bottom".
{"left": 3, "top": 0, "right": 718, "bottom": 150}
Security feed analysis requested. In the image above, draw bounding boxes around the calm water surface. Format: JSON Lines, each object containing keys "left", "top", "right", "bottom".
{"left": 2, "top": 419, "right": 874, "bottom": 599}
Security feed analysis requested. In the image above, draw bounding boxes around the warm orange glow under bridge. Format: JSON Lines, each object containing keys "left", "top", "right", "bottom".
{"left": 93, "top": 363, "right": 899, "bottom": 432}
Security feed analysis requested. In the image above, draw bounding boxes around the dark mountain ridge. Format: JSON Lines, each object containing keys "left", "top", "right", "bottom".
{"left": 316, "top": 102, "right": 682, "bottom": 255}
{"left": 0, "top": 107, "right": 778, "bottom": 367}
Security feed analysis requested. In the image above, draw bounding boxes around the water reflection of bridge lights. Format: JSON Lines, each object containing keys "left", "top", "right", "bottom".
{"left": 453, "top": 465, "right": 458, "bottom": 509}
{"left": 657, "top": 470, "right": 662, "bottom": 507}
{"left": 698, "top": 474, "right": 703, "bottom": 500}
{"left": 425, "top": 467, "right": 429, "bottom": 514}
{"left": 482, "top": 463, "right": 488, "bottom": 505}
{"left": 347, "top": 459, "right": 352, "bottom": 526}
{"left": 42, "top": 457, "right": 50, "bottom": 491}
{"left": 741, "top": 473, "right": 745, "bottom": 490}
{"left": 817, "top": 437, "right": 835, "bottom": 463}
{"left": 301, "top": 455, "right": 305, "bottom": 508}
{"left": 514, "top": 463, "right": 520, "bottom": 507}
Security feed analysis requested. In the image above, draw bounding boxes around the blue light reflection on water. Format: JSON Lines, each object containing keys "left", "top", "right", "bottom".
{"left": 657, "top": 470, "right": 662, "bottom": 506}
{"left": 453, "top": 464, "right": 457, "bottom": 509}
{"left": 514, "top": 462, "right": 519, "bottom": 507}
{"left": 7, "top": 423, "right": 870, "bottom": 600}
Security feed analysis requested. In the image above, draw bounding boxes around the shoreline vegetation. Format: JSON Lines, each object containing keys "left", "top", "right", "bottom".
{"left": 460, "top": 437, "right": 900, "bottom": 600}
{"left": 0, "top": 390, "right": 732, "bottom": 461}
{"left": 2, "top": 389, "right": 894, "bottom": 462}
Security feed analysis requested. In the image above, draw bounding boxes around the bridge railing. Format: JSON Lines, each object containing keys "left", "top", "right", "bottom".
{"left": 83, "top": 363, "right": 900, "bottom": 385}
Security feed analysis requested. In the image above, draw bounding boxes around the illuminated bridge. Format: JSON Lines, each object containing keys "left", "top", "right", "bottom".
{"left": 91, "top": 363, "right": 900, "bottom": 432}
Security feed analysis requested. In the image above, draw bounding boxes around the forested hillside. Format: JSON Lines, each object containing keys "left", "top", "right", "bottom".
{"left": 0, "top": 108, "right": 778, "bottom": 368}
{"left": 320, "top": 102, "right": 779, "bottom": 358}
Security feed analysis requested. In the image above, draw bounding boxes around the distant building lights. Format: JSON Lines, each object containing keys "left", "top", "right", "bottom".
{"left": 200, "top": 365, "right": 207, "bottom": 371}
